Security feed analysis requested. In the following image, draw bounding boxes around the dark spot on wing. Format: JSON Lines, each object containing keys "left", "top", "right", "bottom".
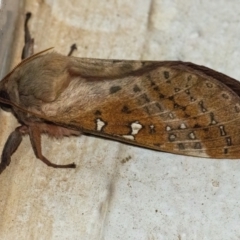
{"left": 110, "top": 86, "right": 122, "bottom": 94}
{"left": 122, "top": 105, "right": 131, "bottom": 114}
{"left": 94, "top": 110, "right": 102, "bottom": 115}
{"left": 133, "top": 85, "right": 141, "bottom": 92}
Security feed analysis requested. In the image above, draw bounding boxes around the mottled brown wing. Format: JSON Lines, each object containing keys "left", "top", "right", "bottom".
{"left": 34, "top": 55, "right": 240, "bottom": 159}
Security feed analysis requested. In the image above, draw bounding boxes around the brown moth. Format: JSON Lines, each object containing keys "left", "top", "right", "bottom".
{"left": 1, "top": 13, "right": 240, "bottom": 174}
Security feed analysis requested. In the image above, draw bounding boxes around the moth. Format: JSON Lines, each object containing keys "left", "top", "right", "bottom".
{"left": 1, "top": 12, "right": 240, "bottom": 174}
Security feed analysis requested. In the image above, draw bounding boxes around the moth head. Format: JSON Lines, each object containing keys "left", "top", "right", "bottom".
{"left": 0, "top": 62, "right": 20, "bottom": 112}
{"left": 0, "top": 89, "right": 11, "bottom": 111}
{"left": 0, "top": 60, "right": 23, "bottom": 112}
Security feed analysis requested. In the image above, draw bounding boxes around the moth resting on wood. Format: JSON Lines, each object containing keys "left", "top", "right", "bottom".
{"left": 1, "top": 13, "right": 240, "bottom": 174}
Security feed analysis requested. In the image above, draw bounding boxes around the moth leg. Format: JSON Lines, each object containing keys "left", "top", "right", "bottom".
{"left": 67, "top": 43, "right": 77, "bottom": 56}
{"left": 0, "top": 126, "right": 26, "bottom": 174}
{"left": 29, "top": 126, "right": 76, "bottom": 169}
{"left": 21, "top": 12, "right": 34, "bottom": 60}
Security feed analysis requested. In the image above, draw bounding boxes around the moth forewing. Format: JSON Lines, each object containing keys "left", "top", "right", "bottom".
{"left": 6, "top": 52, "right": 240, "bottom": 157}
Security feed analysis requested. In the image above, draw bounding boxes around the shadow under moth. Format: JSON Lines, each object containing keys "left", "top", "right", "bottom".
{"left": 1, "top": 12, "right": 240, "bottom": 174}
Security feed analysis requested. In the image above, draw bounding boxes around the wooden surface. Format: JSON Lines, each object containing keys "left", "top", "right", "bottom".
{"left": 1, "top": 0, "right": 240, "bottom": 239}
